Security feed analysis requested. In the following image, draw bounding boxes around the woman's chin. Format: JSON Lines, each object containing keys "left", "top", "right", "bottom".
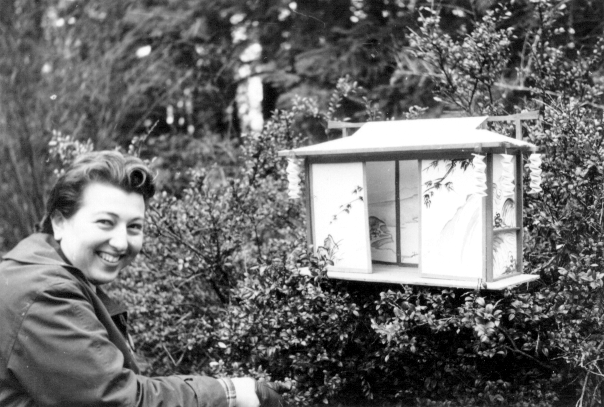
{"left": 86, "top": 266, "right": 122, "bottom": 286}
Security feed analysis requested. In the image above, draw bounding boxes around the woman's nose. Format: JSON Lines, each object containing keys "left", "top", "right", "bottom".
{"left": 109, "top": 226, "right": 129, "bottom": 252}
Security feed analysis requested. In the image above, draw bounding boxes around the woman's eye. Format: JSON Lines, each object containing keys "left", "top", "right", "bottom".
{"left": 97, "top": 219, "right": 113, "bottom": 226}
{"left": 129, "top": 224, "right": 143, "bottom": 231}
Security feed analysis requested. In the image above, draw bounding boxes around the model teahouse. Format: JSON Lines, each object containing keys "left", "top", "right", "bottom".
{"left": 279, "top": 113, "right": 542, "bottom": 290}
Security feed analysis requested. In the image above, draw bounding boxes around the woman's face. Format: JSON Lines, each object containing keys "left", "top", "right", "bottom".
{"left": 51, "top": 182, "right": 146, "bottom": 285}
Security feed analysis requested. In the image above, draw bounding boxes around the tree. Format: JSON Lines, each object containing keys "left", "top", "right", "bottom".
{"left": 0, "top": 0, "right": 51, "bottom": 248}
{"left": 0, "top": 0, "right": 247, "bottom": 249}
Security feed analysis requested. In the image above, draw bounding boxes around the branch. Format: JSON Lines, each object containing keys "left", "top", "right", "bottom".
{"left": 423, "top": 158, "right": 469, "bottom": 196}
{"left": 498, "top": 326, "right": 556, "bottom": 371}
{"left": 161, "top": 342, "right": 177, "bottom": 366}
{"left": 394, "top": 68, "right": 604, "bottom": 111}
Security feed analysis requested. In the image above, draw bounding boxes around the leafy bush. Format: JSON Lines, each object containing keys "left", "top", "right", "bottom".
{"left": 113, "top": 78, "right": 565, "bottom": 406}
{"left": 211, "top": 262, "right": 361, "bottom": 405}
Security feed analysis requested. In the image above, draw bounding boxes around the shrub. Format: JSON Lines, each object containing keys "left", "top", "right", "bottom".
{"left": 211, "top": 261, "right": 362, "bottom": 405}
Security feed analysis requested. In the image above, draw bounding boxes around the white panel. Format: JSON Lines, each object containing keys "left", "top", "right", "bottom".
{"left": 399, "top": 160, "right": 420, "bottom": 264}
{"left": 311, "top": 163, "right": 371, "bottom": 273}
{"left": 420, "top": 159, "right": 483, "bottom": 279}
{"left": 366, "top": 161, "right": 396, "bottom": 263}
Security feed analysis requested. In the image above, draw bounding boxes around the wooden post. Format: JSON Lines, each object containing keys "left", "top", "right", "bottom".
{"left": 486, "top": 111, "right": 539, "bottom": 140}
{"left": 485, "top": 153, "right": 494, "bottom": 282}
{"left": 395, "top": 160, "right": 401, "bottom": 265}
{"left": 515, "top": 119, "right": 522, "bottom": 140}
{"left": 515, "top": 151, "right": 524, "bottom": 275}
{"left": 305, "top": 159, "right": 314, "bottom": 248}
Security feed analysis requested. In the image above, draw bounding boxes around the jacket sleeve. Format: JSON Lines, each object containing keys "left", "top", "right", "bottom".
{"left": 7, "top": 279, "right": 227, "bottom": 407}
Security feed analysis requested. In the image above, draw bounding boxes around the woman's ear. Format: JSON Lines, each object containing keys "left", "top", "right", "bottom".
{"left": 50, "top": 211, "right": 66, "bottom": 242}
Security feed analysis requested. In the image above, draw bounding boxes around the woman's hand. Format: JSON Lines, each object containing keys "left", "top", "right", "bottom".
{"left": 231, "top": 378, "right": 260, "bottom": 407}
{"left": 255, "top": 381, "right": 288, "bottom": 407}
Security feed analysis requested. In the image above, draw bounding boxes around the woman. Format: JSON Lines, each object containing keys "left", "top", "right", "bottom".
{"left": 0, "top": 151, "right": 282, "bottom": 407}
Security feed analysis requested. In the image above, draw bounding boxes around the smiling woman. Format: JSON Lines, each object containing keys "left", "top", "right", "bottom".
{"left": 50, "top": 183, "right": 146, "bottom": 286}
{"left": 0, "top": 151, "right": 281, "bottom": 407}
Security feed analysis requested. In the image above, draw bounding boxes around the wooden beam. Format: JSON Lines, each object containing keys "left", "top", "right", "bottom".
{"left": 329, "top": 113, "right": 538, "bottom": 129}
{"left": 486, "top": 111, "right": 539, "bottom": 122}
{"left": 322, "top": 266, "right": 539, "bottom": 290}
{"left": 327, "top": 121, "right": 365, "bottom": 129}
{"left": 328, "top": 121, "right": 364, "bottom": 138}
{"left": 486, "top": 111, "right": 539, "bottom": 140}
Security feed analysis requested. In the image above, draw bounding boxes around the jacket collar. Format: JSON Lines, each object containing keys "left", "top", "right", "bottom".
{"left": 3, "top": 233, "right": 75, "bottom": 269}
{"left": 2, "top": 233, "right": 128, "bottom": 316}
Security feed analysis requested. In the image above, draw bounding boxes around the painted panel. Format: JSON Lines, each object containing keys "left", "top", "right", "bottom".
{"left": 311, "top": 163, "right": 371, "bottom": 272}
{"left": 421, "top": 159, "right": 482, "bottom": 278}
{"left": 399, "top": 161, "right": 420, "bottom": 264}
{"left": 493, "top": 231, "right": 518, "bottom": 278}
{"left": 492, "top": 154, "right": 519, "bottom": 278}
{"left": 366, "top": 161, "right": 396, "bottom": 263}
{"left": 493, "top": 154, "right": 517, "bottom": 228}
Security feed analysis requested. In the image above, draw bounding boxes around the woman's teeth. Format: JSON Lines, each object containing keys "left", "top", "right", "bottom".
{"left": 98, "top": 252, "right": 121, "bottom": 262}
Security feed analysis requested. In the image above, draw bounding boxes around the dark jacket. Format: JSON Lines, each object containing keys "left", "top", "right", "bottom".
{"left": 0, "top": 233, "right": 227, "bottom": 407}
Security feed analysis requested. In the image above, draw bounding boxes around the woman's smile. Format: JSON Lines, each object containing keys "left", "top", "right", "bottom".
{"left": 97, "top": 251, "right": 124, "bottom": 264}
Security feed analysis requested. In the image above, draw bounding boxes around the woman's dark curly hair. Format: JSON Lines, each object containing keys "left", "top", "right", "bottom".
{"left": 39, "top": 150, "right": 156, "bottom": 234}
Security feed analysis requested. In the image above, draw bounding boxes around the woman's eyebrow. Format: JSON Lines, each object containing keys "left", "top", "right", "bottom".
{"left": 92, "top": 211, "right": 117, "bottom": 217}
{"left": 92, "top": 211, "right": 144, "bottom": 221}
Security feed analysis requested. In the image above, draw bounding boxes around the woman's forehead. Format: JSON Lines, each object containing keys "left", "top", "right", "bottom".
{"left": 79, "top": 182, "right": 145, "bottom": 218}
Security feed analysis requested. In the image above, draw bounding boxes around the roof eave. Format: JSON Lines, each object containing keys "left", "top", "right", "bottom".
{"left": 278, "top": 143, "right": 539, "bottom": 158}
